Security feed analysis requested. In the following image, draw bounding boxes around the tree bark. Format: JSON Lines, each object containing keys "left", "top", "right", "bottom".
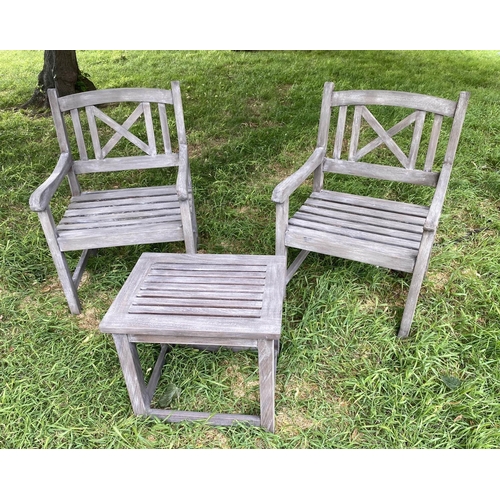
{"left": 21, "top": 50, "right": 96, "bottom": 109}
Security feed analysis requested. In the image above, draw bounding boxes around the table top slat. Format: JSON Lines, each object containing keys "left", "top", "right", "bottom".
{"left": 99, "top": 253, "right": 286, "bottom": 340}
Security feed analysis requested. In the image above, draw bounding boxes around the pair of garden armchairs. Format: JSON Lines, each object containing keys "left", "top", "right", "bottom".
{"left": 30, "top": 81, "right": 469, "bottom": 338}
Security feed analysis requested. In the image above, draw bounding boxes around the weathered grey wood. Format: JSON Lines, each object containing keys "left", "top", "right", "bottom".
{"left": 29, "top": 153, "right": 73, "bottom": 212}
{"left": 271, "top": 148, "right": 325, "bottom": 203}
{"left": 408, "top": 111, "right": 426, "bottom": 170}
{"left": 85, "top": 105, "right": 102, "bottom": 159}
{"left": 359, "top": 106, "right": 409, "bottom": 167}
{"left": 286, "top": 250, "right": 309, "bottom": 284}
{"left": 398, "top": 230, "right": 435, "bottom": 338}
{"left": 275, "top": 199, "right": 289, "bottom": 258}
{"left": 316, "top": 82, "right": 334, "bottom": 148}
{"left": 30, "top": 83, "right": 198, "bottom": 313}
{"left": 290, "top": 212, "right": 423, "bottom": 247}
{"left": 331, "top": 89, "right": 457, "bottom": 116}
{"left": 48, "top": 89, "right": 70, "bottom": 154}
{"left": 70, "top": 108, "right": 88, "bottom": 160}
{"left": 128, "top": 335, "right": 258, "bottom": 348}
{"left": 348, "top": 105, "right": 363, "bottom": 161}
{"left": 58, "top": 87, "right": 173, "bottom": 112}
{"left": 72, "top": 249, "right": 96, "bottom": 288}
{"left": 172, "top": 81, "right": 187, "bottom": 146}
{"left": 99, "top": 103, "right": 145, "bottom": 158}
{"left": 73, "top": 154, "right": 180, "bottom": 174}
{"left": 148, "top": 409, "right": 261, "bottom": 427}
{"left": 112, "top": 335, "right": 149, "bottom": 415}
{"left": 146, "top": 344, "right": 171, "bottom": 404}
{"left": 424, "top": 114, "right": 443, "bottom": 172}
{"left": 333, "top": 105, "right": 347, "bottom": 160}
{"left": 258, "top": 339, "right": 275, "bottom": 433}
{"left": 100, "top": 253, "right": 286, "bottom": 432}
{"left": 56, "top": 185, "right": 184, "bottom": 251}
{"left": 158, "top": 103, "right": 172, "bottom": 154}
{"left": 37, "top": 209, "right": 81, "bottom": 314}
{"left": 273, "top": 83, "right": 470, "bottom": 337}
{"left": 308, "top": 190, "right": 430, "bottom": 217}
{"left": 285, "top": 226, "right": 418, "bottom": 273}
{"left": 353, "top": 111, "right": 419, "bottom": 163}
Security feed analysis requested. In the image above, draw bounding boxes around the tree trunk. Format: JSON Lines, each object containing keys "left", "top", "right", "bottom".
{"left": 21, "top": 50, "right": 96, "bottom": 109}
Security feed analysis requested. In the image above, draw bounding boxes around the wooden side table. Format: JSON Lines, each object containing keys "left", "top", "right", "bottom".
{"left": 99, "top": 253, "right": 286, "bottom": 432}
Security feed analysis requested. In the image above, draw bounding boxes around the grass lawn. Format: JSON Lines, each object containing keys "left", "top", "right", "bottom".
{"left": 1, "top": 50, "right": 499, "bottom": 451}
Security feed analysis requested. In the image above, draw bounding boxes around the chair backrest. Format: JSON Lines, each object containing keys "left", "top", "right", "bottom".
{"left": 317, "top": 82, "right": 470, "bottom": 189}
{"left": 48, "top": 82, "right": 187, "bottom": 178}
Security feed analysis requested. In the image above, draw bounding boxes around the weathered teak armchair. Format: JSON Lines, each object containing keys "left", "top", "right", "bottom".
{"left": 29, "top": 82, "right": 197, "bottom": 314}
{"left": 272, "top": 82, "right": 469, "bottom": 338}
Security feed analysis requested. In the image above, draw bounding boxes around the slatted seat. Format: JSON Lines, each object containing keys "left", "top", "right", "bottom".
{"left": 272, "top": 83, "right": 470, "bottom": 338}
{"left": 57, "top": 186, "right": 183, "bottom": 251}
{"left": 287, "top": 190, "right": 429, "bottom": 273}
{"left": 30, "top": 82, "right": 197, "bottom": 314}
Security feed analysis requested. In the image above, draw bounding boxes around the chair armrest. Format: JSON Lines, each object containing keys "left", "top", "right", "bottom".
{"left": 271, "top": 147, "right": 325, "bottom": 203}
{"left": 176, "top": 144, "right": 189, "bottom": 201}
{"left": 29, "top": 153, "right": 73, "bottom": 212}
{"left": 423, "top": 162, "right": 452, "bottom": 232}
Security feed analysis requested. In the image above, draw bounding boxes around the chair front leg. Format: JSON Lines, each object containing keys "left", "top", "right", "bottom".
{"left": 398, "top": 231, "right": 435, "bottom": 338}
{"left": 38, "top": 209, "right": 81, "bottom": 314}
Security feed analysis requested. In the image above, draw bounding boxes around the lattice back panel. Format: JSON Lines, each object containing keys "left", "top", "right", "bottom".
{"left": 64, "top": 101, "right": 178, "bottom": 161}
{"left": 330, "top": 103, "right": 449, "bottom": 172}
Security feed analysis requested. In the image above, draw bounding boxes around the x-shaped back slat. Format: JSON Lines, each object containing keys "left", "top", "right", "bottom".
{"left": 86, "top": 103, "right": 156, "bottom": 159}
{"left": 348, "top": 105, "right": 426, "bottom": 169}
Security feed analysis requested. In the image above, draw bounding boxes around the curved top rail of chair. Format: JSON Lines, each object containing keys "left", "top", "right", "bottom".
{"left": 53, "top": 86, "right": 176, "bottom": 112}
{"left": 330, "top": 89, "right": 459, "bottom": 117}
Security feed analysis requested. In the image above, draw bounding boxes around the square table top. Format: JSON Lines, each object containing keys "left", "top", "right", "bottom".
{"left": 99, "top": 253, "right": 286, "bottom": 341}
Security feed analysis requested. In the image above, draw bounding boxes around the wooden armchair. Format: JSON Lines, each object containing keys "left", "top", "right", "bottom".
{"left": 272, "top": 83, "right": 469, "bottom": 338}
{"left": 29, "top": 82, "right": 197, "bottom": 314}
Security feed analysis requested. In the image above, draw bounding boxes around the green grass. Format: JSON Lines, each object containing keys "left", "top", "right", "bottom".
{"left": 1, "top": 50, "right": 500, "bottom": 449}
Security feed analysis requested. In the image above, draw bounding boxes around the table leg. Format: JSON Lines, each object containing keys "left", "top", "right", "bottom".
{"left": 258, "top": 339, "right": 276, "bottom": 433}
{"left": 113, "top": 334, "right": 149, "bottom": 415}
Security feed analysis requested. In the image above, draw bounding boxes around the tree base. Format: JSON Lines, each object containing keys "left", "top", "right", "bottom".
{"left": 20, "top": 51, "right": 96, "bottom": 110}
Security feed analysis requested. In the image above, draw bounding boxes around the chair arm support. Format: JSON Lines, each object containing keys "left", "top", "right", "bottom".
{"left": 423, "top": 162, "right": 452, "bottom": 232}
{"left": 271, "top": 147, "right": 325, "bottom": 203}
{"left": 29, "top": 153, "right": 73, "bottom": 212}
{"left": 176, "top": 144, "right": 189, "bottom": 201}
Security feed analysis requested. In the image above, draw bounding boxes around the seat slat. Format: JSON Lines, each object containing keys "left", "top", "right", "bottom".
{"left": 291, "top": 210, "right": 423, "bottom": 243}
{"left": 296, "top": 204, "right": 424, "bottom": 234}
{"left": 58, "top": 223, "right": 184, "bottom": 251}
{"left": 58, "top": 218, "right": 181, "bottom": 237}
{"left": 67, "top": 195, "right": 179, "bottom": 210}
{"left": 59, "top": 209, "right": 181, "bottom": 225}
{"left": 73, "top": 185, "right": 176, "bottom": 201}
{"left": 310, "top": 190, "right": 430, "bottom": 216}
{"left": 303, "top": 197, "right": 427, "bottom": 226}
{"left": 58, "top": 214, "right": 181, "bottom": 231}
{"left": 63, "top": 203, "right": 180, "bottom": 218}
{"left": 288, "top": 217, "right": 421, "bottom": 250}
{"left": 285, "top": 226, "right": 417, "bottom": 272}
